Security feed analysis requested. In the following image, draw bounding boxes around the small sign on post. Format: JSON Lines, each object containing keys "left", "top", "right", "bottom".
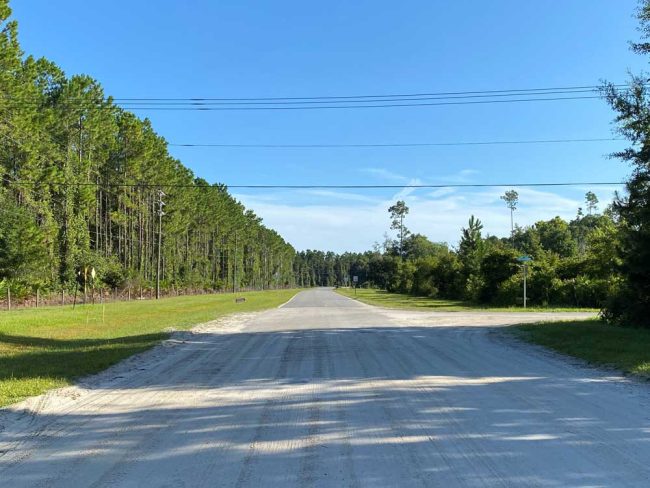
{"left": 91, "top": 267, "right": 97, "bottom": 305}
{"left": 352, "top": 275, "right": 358, "bottom": 295}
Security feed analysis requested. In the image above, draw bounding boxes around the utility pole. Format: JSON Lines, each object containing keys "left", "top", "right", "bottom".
{"left": 156, "top": 190, "right": 166, "bottom": 300}
{"left": 233, "top": 230, "right": 238, "bottom": 294}
{"left": 263, "top": 243, "right": 268, "bottom": 290}
{"left": 523, "top": 263, "right": 528, "bottom": 309}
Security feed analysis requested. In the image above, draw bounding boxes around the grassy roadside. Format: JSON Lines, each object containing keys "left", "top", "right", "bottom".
{"left": 336, "top": 288, "right": 598, "bottom": 312}
{"left": 510, "top": 319, "right": 650, "bottom": 379}
{"left": 0, "top": 289, "right": 298, "bottom": 407}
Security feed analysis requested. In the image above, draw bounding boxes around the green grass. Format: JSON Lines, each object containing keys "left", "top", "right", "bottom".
{"left": 511, "top": 319, "right": 650, "bottom": 378}
{"left": 336, "top": 288, "right": 598, "bottom": 312}
{"left": 0, "top": 289, "right": 298, "bottom": 407}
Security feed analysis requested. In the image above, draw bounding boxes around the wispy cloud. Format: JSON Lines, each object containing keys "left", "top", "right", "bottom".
{"left": 427, "top": 187, "right": 457, "bottom": 199}
{"left": 437, "top": 168, "right": 481, "bottom": 183}
{"left": 359, "top": 167, "right": 410, "bottom": 183}
{"left": 298, "top": 189, "right": 380, "bottom": 203}
{"left": 391, "top": 177, "right": 423, "bottom": 201}
{"left": 236, "top": 185, "right": 589, "bottom": 253}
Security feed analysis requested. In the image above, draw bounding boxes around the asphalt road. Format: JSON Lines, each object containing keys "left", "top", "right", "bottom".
{"left": 1, "top": 288, "right": 649, "bottom": 487}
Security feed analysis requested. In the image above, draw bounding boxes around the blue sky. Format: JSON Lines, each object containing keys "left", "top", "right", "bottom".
{"left": 13, "top": 1, "right": 647, "bottom": 251}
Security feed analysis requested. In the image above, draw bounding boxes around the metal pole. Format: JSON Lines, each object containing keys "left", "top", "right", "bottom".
{"left": 233, "top": 231, "right": 237, "bottom": 294}
{"left": 523, "top": 264, "right": 527, "bottom": 309}
{"left": 156, "top": 190, "right": 165, "bottom": 300}
{"left": 156, "top": 207, "right": 162, "bottom": 300}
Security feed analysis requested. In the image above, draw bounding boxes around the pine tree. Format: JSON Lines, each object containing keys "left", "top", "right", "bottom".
{"left": 601, "top": 0, "right": 650, "bottom": 326}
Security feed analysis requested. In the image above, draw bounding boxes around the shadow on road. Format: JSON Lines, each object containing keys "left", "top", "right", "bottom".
{"left": 1, "top": 326, "right": 649, "bottom": 486}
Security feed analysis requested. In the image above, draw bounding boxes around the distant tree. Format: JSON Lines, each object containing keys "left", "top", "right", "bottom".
{"left": 459, "top": 215, "right": 483, "bottom": 257}
{"left": 388, "top": 200, "right": 410, "bottom": 259}
{"left": 573, "top": 207, "right": 587, "bottom": 254}
{"left": 511, "top": 224, "right": 541, "bottom": 257}
{"left": 500, "top": 190, "right": 519, "bottom": 236}
{"left": 535, "top": 217, "right": 577, "bottom": 258}
{"left": 582, "top": 214, "right": 622, "bottom": 280}
{"left": 402, "top": 234, "right": 447, "bottom": 259}
{"left": 585, "top": 191, "right": 599, "bottom": 215}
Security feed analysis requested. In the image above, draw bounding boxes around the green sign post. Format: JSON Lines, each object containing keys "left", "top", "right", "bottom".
{"left": 516, "top": 256, "right": 533, "bottom": 308}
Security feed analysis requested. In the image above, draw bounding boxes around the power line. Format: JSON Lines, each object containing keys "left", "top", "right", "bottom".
{"left": 169, "top": 137, "right": 621, "bottom": 148}
{"left": 2, "top": 83, "right": 631, "bottom": 103}
{"left": 109, "top": 88, "right": 603, "bottom": 106}
{"left": 119, "top": 95, "right": 603, "bottom": 110}
{"left": 5, "top": 89, "right": 604, "bottom": 107}
{"left": 1, "top": 82, "right": 639, "bottom": 114}
{"left": 120, "top": 85, "right": 612, "bottom": 100}
{"left": 217, "top": 182, "right": 625, "bottom": 189}
{"left": 1, "top": 85, "right": 629, "bottom": 112}
{"left": 2, "top": 179, "right": 625, "bottom": 190}
{"left": 1, "top": 95, "right": 601, "bottom": 111}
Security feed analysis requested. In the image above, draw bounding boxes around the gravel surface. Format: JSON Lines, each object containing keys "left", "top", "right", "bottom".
{"left": 1, "top": 288, "right": 648, "bottom": 487}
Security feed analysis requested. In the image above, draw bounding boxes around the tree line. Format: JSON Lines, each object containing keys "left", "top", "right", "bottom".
{"left": 0, "top": 2, "right": 295, "bottom": 306}
{"left": 295, "top": 191, "right": 621, "bottom": 309}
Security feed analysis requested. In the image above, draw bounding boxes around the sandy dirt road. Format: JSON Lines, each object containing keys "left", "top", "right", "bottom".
{"left": 1, "top": 288, "right": 649, "bottom": 487}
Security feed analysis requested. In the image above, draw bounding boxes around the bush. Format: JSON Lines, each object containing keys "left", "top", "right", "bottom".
{"left": 387, "top": 260, "right": 416, "bottom": 294}
{"left": 494, "top": 275, "right": 521, "bottom": 306}
{"left": 0, "top": 279, "right": 32, "bottom": 301}
{"left": 411, "top": 257, "right": 439, "bottom": 297}
{"left": 463, "top": 274, "right": 485, "bottom": 302}
{"left": 478, "top": 247, "right": 519, "bottom": 303}
{"left": 573, "top": 276, "right": 608, "bottom": 307}
{"left": 528, "top": 259, "right": 557, "bottom": 306}
{"left": 101, "top": 259, "right": 127, "bottom": 289}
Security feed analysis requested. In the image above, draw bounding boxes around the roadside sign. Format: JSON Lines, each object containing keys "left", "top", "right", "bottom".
{"left": 352, "top": 276, "right": 358, "bottom": 283}
{"left": 517, "top": 255, "right": 533, "bottom": 262}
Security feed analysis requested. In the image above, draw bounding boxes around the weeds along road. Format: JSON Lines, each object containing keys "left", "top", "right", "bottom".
{"left": 1, "top": 288, "right": 649, "bottom": 487}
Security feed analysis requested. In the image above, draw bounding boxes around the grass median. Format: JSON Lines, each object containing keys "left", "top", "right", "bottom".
{"left": 336, "top": 287, "right": 597, "bottom": 312}
{"left": 511, "top": 319, "right": 650, "bottom": 379}
{"left": 0, "top": 289, "right": 298, "bottom": 407}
